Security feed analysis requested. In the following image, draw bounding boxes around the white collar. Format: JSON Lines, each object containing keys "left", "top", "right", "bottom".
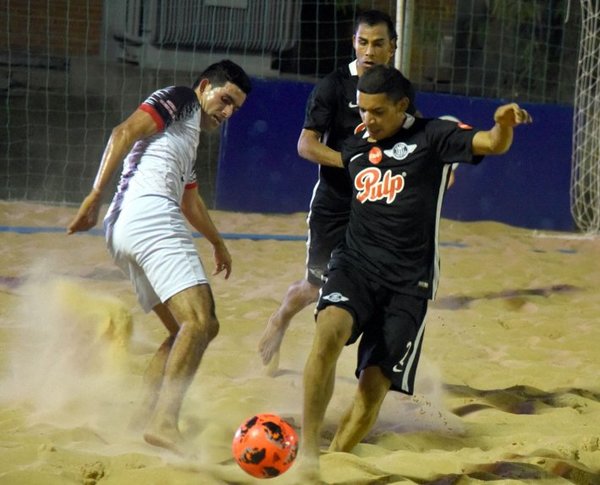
{"left": 403, "top": 113, "right": 415, "bottom": 129}
{"left": 349, "top": 60, "right": 358, "bottom": 76}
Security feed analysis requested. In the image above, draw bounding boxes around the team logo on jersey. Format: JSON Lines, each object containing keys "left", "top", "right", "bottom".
{"left": 355, "top": 167, "right": 405, "bottom": 204}
{"left": 368, "top": 147, "right": 383, "bottom": 165}
{"left": 322, "top": 292, "right": 349, "bottom": 303}
{"left": 392, "top": 341, "right": 413, "bottom": 373}
{"left": 384, "top": 142, "right": 417, "bottom": 160}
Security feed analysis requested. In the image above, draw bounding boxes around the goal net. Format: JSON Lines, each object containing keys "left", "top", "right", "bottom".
{"left": 0, "top": 0, "right": 582, "bottom": 216}
{"left": 0, "top": 0, "right": 379, "bottom": 206}
{"left": 570, "top": 0, "right": 600, "bottom": 233}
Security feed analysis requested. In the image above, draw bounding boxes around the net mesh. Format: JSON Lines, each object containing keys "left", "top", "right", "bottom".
{"left": 570, "top": 0, "right": 600, "bottom": 233}
{"left": 0, "top": 0, "right": 583, "bottom": 212}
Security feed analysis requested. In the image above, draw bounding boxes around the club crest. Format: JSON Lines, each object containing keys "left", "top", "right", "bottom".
{"left": 384, "top": 142, "right": 417, "bottom": 160}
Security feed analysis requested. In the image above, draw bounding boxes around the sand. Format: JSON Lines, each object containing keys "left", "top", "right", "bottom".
{"left": 0, "top": 200, "right": 599, "bottom": 485}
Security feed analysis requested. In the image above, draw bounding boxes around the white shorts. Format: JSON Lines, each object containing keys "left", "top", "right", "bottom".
{"left": 104, "top": 195, "right": 208, "bottom": 312}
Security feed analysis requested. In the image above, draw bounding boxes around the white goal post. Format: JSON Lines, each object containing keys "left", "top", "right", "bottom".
{"left": 570, "top": 0, "right": 600, "bottom": 233}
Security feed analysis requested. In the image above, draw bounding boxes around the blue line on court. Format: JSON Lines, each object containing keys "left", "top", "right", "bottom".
{"left": 0, "top": 225, "right": 474, "bottom": 246}
{"left": 0, "top": 225, "right": 306, "bottom": 241}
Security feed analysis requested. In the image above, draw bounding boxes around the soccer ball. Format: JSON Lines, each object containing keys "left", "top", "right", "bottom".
{"left": 232, "top": 413, "right": 299, "bottom": 478}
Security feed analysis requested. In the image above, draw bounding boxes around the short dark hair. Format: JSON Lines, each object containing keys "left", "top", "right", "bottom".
{"left": 357, "top": 64, "right": 408, "bottom": 103}
{"left": 193, "top": 59, "right": 252, "bottom": 94}
{"left": 354, "top": 9, "right": 397, "bottom": 41}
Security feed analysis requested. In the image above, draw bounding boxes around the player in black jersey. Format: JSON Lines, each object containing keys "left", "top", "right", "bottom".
{"left": 259, "top": 10, "right": 417, "bottom": 369}
{"left": 299, "top": 65, "right": 532, "bottom": 477}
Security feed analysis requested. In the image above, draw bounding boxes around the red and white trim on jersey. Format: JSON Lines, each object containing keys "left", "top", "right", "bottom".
{"left": 104, "top": 86, "right": 202, "bottom": 227}
{"left": 139, "top": 103, "right": 166, "bottom": 131}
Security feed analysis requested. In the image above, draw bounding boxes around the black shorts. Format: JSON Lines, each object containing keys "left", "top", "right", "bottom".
{"left": 305, "top": 212, "right": 349, "bottom": 286}
{"left": 316, "top": 265, "right": 428, "bottom": 395}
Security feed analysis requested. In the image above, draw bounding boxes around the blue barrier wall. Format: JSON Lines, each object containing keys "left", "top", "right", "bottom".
{"left": 415, "top": 93, "right": 574, "bottom": 231}
{"left": 216, "top": 79, "right": 574, "bottom": 231}
{"left": 215, "top": 78, "right": 317, "bottom": 213}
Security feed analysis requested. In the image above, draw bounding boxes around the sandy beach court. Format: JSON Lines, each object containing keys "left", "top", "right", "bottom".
{"left": 0, "top": 201, "right": 599, "bottom": 484}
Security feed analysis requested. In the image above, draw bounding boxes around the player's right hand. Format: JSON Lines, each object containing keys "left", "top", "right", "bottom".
{"left": 67, "top": 190, "right": 102, "bottom": 234}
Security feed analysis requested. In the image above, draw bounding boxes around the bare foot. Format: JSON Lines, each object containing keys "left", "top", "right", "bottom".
{"left": 143, "top": 422, "right": 184, "bottom": 456}
{"left": 258, "top": 312, "right": 288, "bottom": 366}
{"left": 292, "top": 453, "right": 323, "bottom": 484}
{"left": 263, "top": 350, "right": 280, "bottom": 377}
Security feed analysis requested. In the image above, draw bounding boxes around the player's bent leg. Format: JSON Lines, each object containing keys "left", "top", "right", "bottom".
{"left": 154, "top": 302, "right": 181, "bottom": 334}
{"left": 130, "top": 303, "right": 179, "bottom": 432}
{"left": 259, "top": 278, "right": 320, "bottom": 366}
{"left": 301, "top": 306, "right": 353, "bottom": 473}
{"left": 143, "top": 284, "right": 218, "bottom": 453}
{"left": 329, "top": 366, "right": 391, "bottom": 453}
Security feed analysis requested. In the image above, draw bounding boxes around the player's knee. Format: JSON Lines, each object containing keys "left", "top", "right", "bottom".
{"left": 285, "top": 279, "right": 319, "bottom": 309}
{"left": 304, "top": 281, "right": 320, "bottom": 302}
{"left": 186, "top": 314, "right": 219, "bottom": 345}
{"left": 301, "top": 278, "right": 320, "bottom": 303}
{"left": 183, "top": 304, "right": 219, "bottom": 342}
{"left": 353, "top": 367, "right": 390, "bottom": 409}
{"left": 205, "top": 315, "right": 219, "bottom": 341}
{"left": 314, "top": 307, "right": 351, "bottom": 351}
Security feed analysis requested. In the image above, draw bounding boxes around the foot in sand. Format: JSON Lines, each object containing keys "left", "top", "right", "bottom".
{"left": 143, "top": 421, "right": 185, "bottom": 456}
{"left": 258, "top": 311, "right": 288, "bottom": 366}
{"left": 291, "top": 454, "right": 324, "bottom": 484}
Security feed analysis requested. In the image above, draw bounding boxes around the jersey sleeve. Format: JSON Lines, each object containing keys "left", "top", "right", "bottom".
{"left": 185, "top": 169, "right": 198, "bottom": 190}
{"left": 303, "top": 75, "right": 338, "bottom": 134}
{"left": 428, "top": 119, "right": 484, "bottom": 166}
{"left": 139, "top": 86, "right": 198, "bottom": 131}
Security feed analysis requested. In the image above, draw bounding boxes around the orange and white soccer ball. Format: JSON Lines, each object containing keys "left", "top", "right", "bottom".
{"left": 232, "top": 413, "right": 299, "bottom": 479}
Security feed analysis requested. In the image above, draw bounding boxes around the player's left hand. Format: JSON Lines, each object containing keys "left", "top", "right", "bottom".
{"left": 213, "top": 240, "right": 232, "bottom": 279}
{"left": 494, "top": 103, "right": 533, "bottom": 127}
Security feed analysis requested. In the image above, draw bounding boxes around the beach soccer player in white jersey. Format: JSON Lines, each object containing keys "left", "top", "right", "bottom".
{"left": 298, "top": 64, "right": 532, "bottom": 479}
{"left": 67, "top": 60, "right": 252, "bottom": 453}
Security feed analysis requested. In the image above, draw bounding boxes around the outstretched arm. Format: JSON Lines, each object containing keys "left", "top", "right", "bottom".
{"left": 180, "top": 187, "right": 232, "bottom": 279}
{"left": 472, "top": 103, "right": 533, "bottom": 156}
{"left": 297, "top": 128, "right": 344, "bottom": 168}
{"left": 67, "top": 109, "right": 158, "bottom": 234}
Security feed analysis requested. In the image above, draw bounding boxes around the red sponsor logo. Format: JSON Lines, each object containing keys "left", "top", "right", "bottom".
{"left": 368, "top": 147, "right": 382, "bottom": 164}
{"left": 355, "top": 167, "right": 405, "bottom": 204}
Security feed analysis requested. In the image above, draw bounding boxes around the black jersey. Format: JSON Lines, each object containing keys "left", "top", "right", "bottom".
{"left": 336, "top": 115, "right": 483, "bottom": 300}
{"left": 304, "top": 61, "right": 416, "bottom": 217}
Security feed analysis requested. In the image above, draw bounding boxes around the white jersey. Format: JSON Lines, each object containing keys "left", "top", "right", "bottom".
{"left": 105, "top": 86, "right": 202, "bottom": 224}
